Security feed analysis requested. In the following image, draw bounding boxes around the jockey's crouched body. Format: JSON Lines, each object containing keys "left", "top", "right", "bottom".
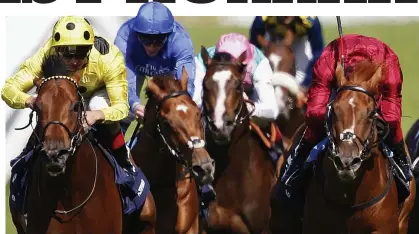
{"left": 280, "top": 34, "right": 413, "bottom": 193}
{"left": 1, "top": 16, "right": 134, "bottom": 173}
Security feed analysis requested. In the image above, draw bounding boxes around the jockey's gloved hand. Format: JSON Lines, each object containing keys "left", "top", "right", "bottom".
{"left": 24, "top": 96, "right": 36, "bottom": 109}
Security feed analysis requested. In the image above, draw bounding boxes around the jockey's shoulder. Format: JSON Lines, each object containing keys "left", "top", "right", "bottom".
{"left": 89, "top": 35, "right": 125, "bottom": 64}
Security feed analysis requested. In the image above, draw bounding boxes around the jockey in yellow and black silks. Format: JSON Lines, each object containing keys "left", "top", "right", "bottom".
{"left": 1, "top": 16, "right": 134, "bottom": 173}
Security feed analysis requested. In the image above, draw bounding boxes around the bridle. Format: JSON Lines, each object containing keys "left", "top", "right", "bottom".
{"left": 324, "top": 85, "right": 393, "bottom": 211}
{"left": 16, "top": 75, "right": 98, "bottom": 216}
{"left": 325, "top": 85, "right": 388, "bottom": 161}
{"left": 202, "top": 61, "right": 255, "bottom": 135}
{"left": 153, "top": 90, "right": 206, "bottom": 175}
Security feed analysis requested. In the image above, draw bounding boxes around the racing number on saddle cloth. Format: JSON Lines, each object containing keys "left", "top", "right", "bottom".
{"left": 125, "top": 76, "right": 151, "bottom": 141}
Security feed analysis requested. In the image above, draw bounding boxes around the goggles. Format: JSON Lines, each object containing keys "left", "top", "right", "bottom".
{"left": 57, "top": 45, "right": 92, "bottom": 59}
{"left": 137, "top": 33, "right": 169, "bottom": 47}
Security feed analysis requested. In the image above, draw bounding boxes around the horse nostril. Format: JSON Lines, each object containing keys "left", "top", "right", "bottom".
{"left": 334, "top": 156, "right": 344, "bottom": 170}
{"left": 351, "top": 157, "right": 362, "bottom": 167}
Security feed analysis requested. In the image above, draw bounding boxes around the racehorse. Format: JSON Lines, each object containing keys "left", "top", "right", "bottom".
{"left": 10, "top": 54, "right": 156, "bottom": 234}
{"left": 130, "top": 67, "right": 215, "bottom": 234}
{"left": 256, "top": 34, "right": 306, "bottom": 151}
{"left": 199, "top": 46, "right": 277, "bottom": 234}
{"left": 302, "top": 60, "right": 416, "bottom": 233}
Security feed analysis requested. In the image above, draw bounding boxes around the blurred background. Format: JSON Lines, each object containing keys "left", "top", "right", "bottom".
{"left": 4, "top": 16, "right": 419, "bottom": 232}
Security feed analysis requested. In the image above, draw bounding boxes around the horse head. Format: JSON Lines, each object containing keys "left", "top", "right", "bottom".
{"left": 326, "top": 59, "right": 384, "bottom": 182}
{"left": 200, "top": 45, "right": 254, "bottom": 145}
{"left": 145, "top": 67, "right": 215, "bottom": 185}
{"left": 33, "top": 54, "right": 87, "bottom": 177}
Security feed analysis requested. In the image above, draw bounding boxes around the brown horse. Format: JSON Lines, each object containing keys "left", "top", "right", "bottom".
{"left": 302, "top": 60, "right": 416, "bottom": 233}
{"left": 257, "top": 35, "right": 306, "bottom": 151}
{"left": 199, "top": 46, "right": 276, "bottom": 234}
{"left": 10, "top": 55, "right": 156, "bottom": 234}
{"left": 130, "top": 67, "right": 215, "bottom": 234}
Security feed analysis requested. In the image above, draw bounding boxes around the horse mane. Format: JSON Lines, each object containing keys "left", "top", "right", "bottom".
{"left": 345, "top": 59, "right": 384, "bottom": 88}
{"left": 41, "top": 54, "right": 72, "bottom": 79}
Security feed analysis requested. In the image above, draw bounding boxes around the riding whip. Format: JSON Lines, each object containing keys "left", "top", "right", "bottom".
{"left": 336, "top": 16, "right": 345, "bottom": 71}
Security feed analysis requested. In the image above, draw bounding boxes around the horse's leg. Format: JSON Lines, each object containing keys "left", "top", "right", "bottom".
{"left": 175, "top": 174, "right": 199, "bottom": 234}
{"left": 139, "top": 192, "right": 156, "bottom": 234}
{"left": 399, "top": 176, "right": 416, "bottom": 234}
{"left": 207, "top": 201, "right": 251, "bottom": 234}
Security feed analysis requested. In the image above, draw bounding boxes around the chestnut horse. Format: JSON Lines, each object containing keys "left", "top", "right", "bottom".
{"left": 10, "top": 55, "right": 156, "bottom": 234}
{"left": 199, "top": 46, "right": 276, "bottom": 234}
{"left": 303, "top": 60, "right": 416, "bottom": 233}
{"left": 257, "top": 35, "right": 306, "bottom": 150}
{"left": 130, "top": 67, "right": 215, "bottom": 234}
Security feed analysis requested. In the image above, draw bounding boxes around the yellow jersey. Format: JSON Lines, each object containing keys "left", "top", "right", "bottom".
{"left": 1, "top": 36, "right": 129, "bottom": 122}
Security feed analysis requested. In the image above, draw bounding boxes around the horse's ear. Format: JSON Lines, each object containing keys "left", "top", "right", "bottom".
{"left": 201, "top": 45, "right": 211, "bottom": 68}
{"left": 335, "top": 62, "right": 347, "bottom": 87}
{"left": 180, "top": 66, "right": 189, "bottom": 91}
{"left": 367, "top": 65, "right": 382, "bottom": 93}
{"left": 148, "top": 79, "right": 165, "bottom": 100}
{"left": 237, "top": 50, "right": 247, "bottom": 65}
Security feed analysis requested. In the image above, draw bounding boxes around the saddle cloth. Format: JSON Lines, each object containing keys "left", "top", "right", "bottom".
{"left": 9, "top": 140, "right": 150, "bottom": 217}
{"left": 302, "top": 137, "right": 410, "bottom": 204}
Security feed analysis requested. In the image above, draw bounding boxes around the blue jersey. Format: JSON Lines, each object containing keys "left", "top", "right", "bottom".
{"left": 249, "top": 16, "right": 325, "bottom": 88}
{"left": 114, "top": 18, "right": 196, "bottom": 113}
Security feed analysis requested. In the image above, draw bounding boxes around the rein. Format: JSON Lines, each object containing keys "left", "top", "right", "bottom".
{"left": 148, "top": 89, "right": 206, "bottom": 179}
{"left": 324, "top": 85, "right": 392, "bottom": 210}
{"left": 202, "top": 60, "right": 256, "bottom": 136}
{"left": 15, "top": 75, "right": 98, "bottom": 216}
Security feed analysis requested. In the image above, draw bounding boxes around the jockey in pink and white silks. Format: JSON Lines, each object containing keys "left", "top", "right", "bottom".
{"left": 193, "top": 32, "right": 284, "bottom": 126}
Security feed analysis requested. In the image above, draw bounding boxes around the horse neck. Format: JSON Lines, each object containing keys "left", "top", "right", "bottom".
{"left": 322, "top": 145, "right": 389, "bottom": 207}
{"left": 206, "top": 103, "right": 256, "bottom": 171}
{"left": 27, "top": 137, "right": 112, "bottom": 225}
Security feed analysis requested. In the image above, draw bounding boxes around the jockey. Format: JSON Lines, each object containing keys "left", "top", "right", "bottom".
{"left": 249, "top": 16, "right": 325, "bottom": 91}
{"left": 194, "top": 32, "right": 283, "bottom": 138}
{"left": 114, "top": 2, "right": 196, "bottom": 133}
{"left": 1, "top": 16, "right": 134, "bottom": 173}
{"left": 281, "top": 34, "right": 413, "bottom": 187}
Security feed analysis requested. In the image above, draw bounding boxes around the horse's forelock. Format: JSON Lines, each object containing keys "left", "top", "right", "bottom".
{"left": 41, "top": 54, "right": 72, "bottom": 79}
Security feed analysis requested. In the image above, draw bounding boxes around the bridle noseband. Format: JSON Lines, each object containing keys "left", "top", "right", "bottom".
{"left": 325, "top": 85, "right": 387, "bottom": 161}
{"left": 154, "top": 90, "right": 206, "bottom": 172}
{"left": 202, "top": 61, "right": 255, "bottom": 135}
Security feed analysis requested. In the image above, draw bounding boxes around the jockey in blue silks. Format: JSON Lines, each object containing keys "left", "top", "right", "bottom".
{"left": 249, "top": 16, "right": 325, "bottom": 91}
{"left": 114, "top": 2, "right": 196, "bottom": 136}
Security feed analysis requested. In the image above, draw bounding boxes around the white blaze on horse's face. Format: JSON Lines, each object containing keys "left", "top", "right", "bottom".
{"left": 176, "top": 104, "right": 188, "bottom": 113}
{"left": 269, "top": 54, "right": 282, "bottom": 72}
{"left": 340, "top": 96, "right": 357, "bottom": 144}
{"left": 212, "top": 70, "right": 232, "bottom": 130}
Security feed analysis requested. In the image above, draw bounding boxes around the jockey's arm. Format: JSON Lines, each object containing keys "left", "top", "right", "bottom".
{"left": 381, "top": 54, "right": 404, "bottom": 144}
{"left": 172, "top": 35, "right": 196, "bottom": 97}
{"left": 99, "top": 46, "right": 130, "bottom": 122}
{"left": 1, "top": 38, "right": 51, "bottom": 109}
{"left": 249, "top": 16, "right": 266, "bottom": 49}
{"left": 114, "top": 25, "right": 141, "bottom": 114}
{"left": 302, "top": 16, "right": 325, "bottom": 89}
{"left": 251, "top": 58, "right": 280, "bottom": 121}
{"left": 304, "top": 52, "right": 334, "bottom": 144}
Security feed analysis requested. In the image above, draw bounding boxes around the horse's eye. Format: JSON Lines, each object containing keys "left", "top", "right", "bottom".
{"left": 71, "top": 102, "right": 80, "bottom": 112}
